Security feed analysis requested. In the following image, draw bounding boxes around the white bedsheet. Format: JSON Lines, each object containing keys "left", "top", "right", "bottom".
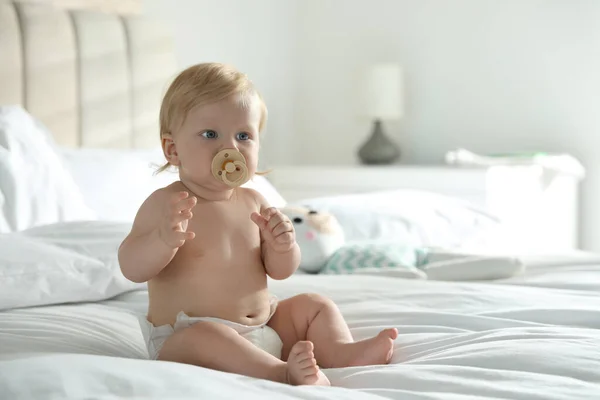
{"left": 2, "top": 255, "right": 600, "bottom": 399}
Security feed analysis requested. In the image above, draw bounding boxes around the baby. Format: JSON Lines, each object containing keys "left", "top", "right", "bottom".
{"left": 118, "top": 63, "right": 398, "bottom": 386}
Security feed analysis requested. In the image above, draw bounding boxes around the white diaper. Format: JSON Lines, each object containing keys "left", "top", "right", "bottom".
{"left": 138, "top": 297, "right": 282, "bottom": 360}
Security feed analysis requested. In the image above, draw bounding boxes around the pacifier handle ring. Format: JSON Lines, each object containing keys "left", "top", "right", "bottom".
{"left": 221, "top": 161, "right": 248, "bottom": 186}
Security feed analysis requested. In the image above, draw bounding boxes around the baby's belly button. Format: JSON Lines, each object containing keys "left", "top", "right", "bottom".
{"left": 245, "top": 308, "right": 261, "bottom": 319}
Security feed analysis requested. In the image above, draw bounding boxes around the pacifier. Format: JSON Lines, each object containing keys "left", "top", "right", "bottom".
{"left": 211, "top": 149, "right": 250, "bottom": 187}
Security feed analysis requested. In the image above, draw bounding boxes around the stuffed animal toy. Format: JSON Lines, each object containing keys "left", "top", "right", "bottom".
{"left": 280, "top": 206, "right": 525, "bottom": 280}
{"left": 280, "top": 206, "right": 345, "bottom": 273}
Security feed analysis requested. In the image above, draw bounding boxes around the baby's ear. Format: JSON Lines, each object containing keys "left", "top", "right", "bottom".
{"left": 161, "top": 133, "right": 180, "bottom": 166}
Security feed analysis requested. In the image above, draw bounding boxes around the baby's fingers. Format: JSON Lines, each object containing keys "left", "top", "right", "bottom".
{"left": 276, "top": 232, "right": 294, "bottom": 244}
{"left": 172, "top": 194, "right": 197, "bottom": 213}
{"left": 172, "top": 229, "right": 195, "bottom": 241}
{"left": 251, "top": 212, "right": 269, "bottom": 231}
{"left": 173, "top": 211, "right": 193, "bottom": 224}
{"left": 252, "top": 212, "right": 276, "bottom": 243}
{"left": 171, "top": 191, "right": 189, "bottom": 202}
{"left": 272, "top": 220, "right": 292, "bottom": 237}
{"left": 181, "top": 231, "right": 195, "bottom": 241}
{"left": 261, "top": 207, "right": 278, "bottom": 221}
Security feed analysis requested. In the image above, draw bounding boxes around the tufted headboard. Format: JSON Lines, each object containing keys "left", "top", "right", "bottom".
{"left": 0, "top": 1, "right": 177, "bottom": 148}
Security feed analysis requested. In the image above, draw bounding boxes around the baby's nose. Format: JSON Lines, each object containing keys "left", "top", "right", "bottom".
{"left": 221, "top": 136, "right": 239, "bottom": 150}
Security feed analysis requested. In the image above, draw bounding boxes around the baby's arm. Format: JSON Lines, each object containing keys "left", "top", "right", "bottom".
{"left": 118, "top": 189, "right": 196, "bottom": 283}
{"left": 250, "top": 191, "right": 300, "bottom": 280}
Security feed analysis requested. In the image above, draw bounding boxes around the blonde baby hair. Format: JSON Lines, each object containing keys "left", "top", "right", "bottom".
{"left": 156, "top": 62, "right": 268, "bottom": 173}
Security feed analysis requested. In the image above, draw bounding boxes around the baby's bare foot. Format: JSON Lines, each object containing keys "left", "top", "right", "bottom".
{"left": 286, "top": 341, "right": 330, "bottom": 386}
{"left": 338, "top": 328, "right": 399, "bottom": 368}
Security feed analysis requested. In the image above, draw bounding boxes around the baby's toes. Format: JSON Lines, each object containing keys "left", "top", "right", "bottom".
{"left": 295, "top": 350, "right": 314, "bottom": 363}
{"left": 299, "top": 357, "right": 317, "bottom": 370}
{"left": 290, "top": 341, "right": 314, "bottom": 357}
{"left": 302, "top": 365, "right": 320, "bottom": 379}
{"left": 380, "top": 328, "right": 399, "bottom": 340}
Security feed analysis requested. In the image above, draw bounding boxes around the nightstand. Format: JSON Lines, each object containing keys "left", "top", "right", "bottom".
{"left": 266, "top": 164, "right": 581, "bottom": 252}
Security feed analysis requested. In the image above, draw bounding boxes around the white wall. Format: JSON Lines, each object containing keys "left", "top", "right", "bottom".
{"left": 142, "top": 0, "right": 299, "bottom": 167}
{"left": 293, "top": 0, "right": 600, "bottom": 251}
{"left": 294, "top": 0, "right": 600, "bottom": 164}
{"left": 142, "top": 0, "right": 600, "bottom": 252}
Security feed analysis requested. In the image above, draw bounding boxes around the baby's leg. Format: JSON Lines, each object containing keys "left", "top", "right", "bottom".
{"left": 157, "top": 320, "right": 329, "bottom": 386}
{"left": 268, "top": 293, "right": 398, "bottom": 369}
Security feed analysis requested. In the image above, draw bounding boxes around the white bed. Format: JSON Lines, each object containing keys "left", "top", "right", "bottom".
{"left": 2, "top": 256, "right": 600, "bottom": 399}
{"left": 0, "top": 2, "right": 599, "bottom": 399}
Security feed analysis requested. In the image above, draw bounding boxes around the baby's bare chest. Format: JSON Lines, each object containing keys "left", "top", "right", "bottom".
{"left": 182, "top": 201, "right": 261, "bottom": 255}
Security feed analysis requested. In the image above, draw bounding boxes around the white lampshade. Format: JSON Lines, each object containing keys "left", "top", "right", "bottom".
{"left": 364, "top": 63, "right": 404, "bottom": 120}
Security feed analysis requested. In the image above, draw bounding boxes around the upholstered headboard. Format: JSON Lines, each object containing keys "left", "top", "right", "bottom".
{"left": 0, "top": 1, "right": 177, "bottom": 148}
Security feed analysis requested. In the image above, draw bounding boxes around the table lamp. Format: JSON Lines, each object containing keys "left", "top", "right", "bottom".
{"left": 357, "top": 63, "right": 404, "bottom": 164}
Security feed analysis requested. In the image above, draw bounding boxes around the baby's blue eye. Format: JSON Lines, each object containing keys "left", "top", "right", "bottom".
{"left": 201, "top": 130, "right": 218, "bottom": 139}
{"left": 237, "top": 132, "right": 250, "bottom": 141}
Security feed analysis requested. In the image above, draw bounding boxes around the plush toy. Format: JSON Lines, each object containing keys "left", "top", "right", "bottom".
{"left": 280, "top": 206, "right": 345, "bottom": 273}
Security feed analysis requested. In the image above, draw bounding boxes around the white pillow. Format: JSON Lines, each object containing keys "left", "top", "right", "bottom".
{"left": 243, "top": 175, "right": 286, "bottom": 208}
{"left": 0, "top": 106, "right": 96, "bottom": 232}
{"left": 60, "top": 147, "right": 287, "bottom": 221}
{"left": 292, "top": 190, "right": 502, "bottom": 249}
{"left": 0, "top": 220, "right": 143, "bottom": 311}
{"left": 0, "top": 189, "right": 10, "bottom": 232}
{"left": 60, "top": 147, "right": 177, "bottom": 222}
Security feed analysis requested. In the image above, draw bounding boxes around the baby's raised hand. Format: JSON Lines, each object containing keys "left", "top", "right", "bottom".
{"left": 159, "top": 191, "right": 197, "bottom": 248}
{"left": 251, "top": 207, "right": 296, "bottom": 253}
